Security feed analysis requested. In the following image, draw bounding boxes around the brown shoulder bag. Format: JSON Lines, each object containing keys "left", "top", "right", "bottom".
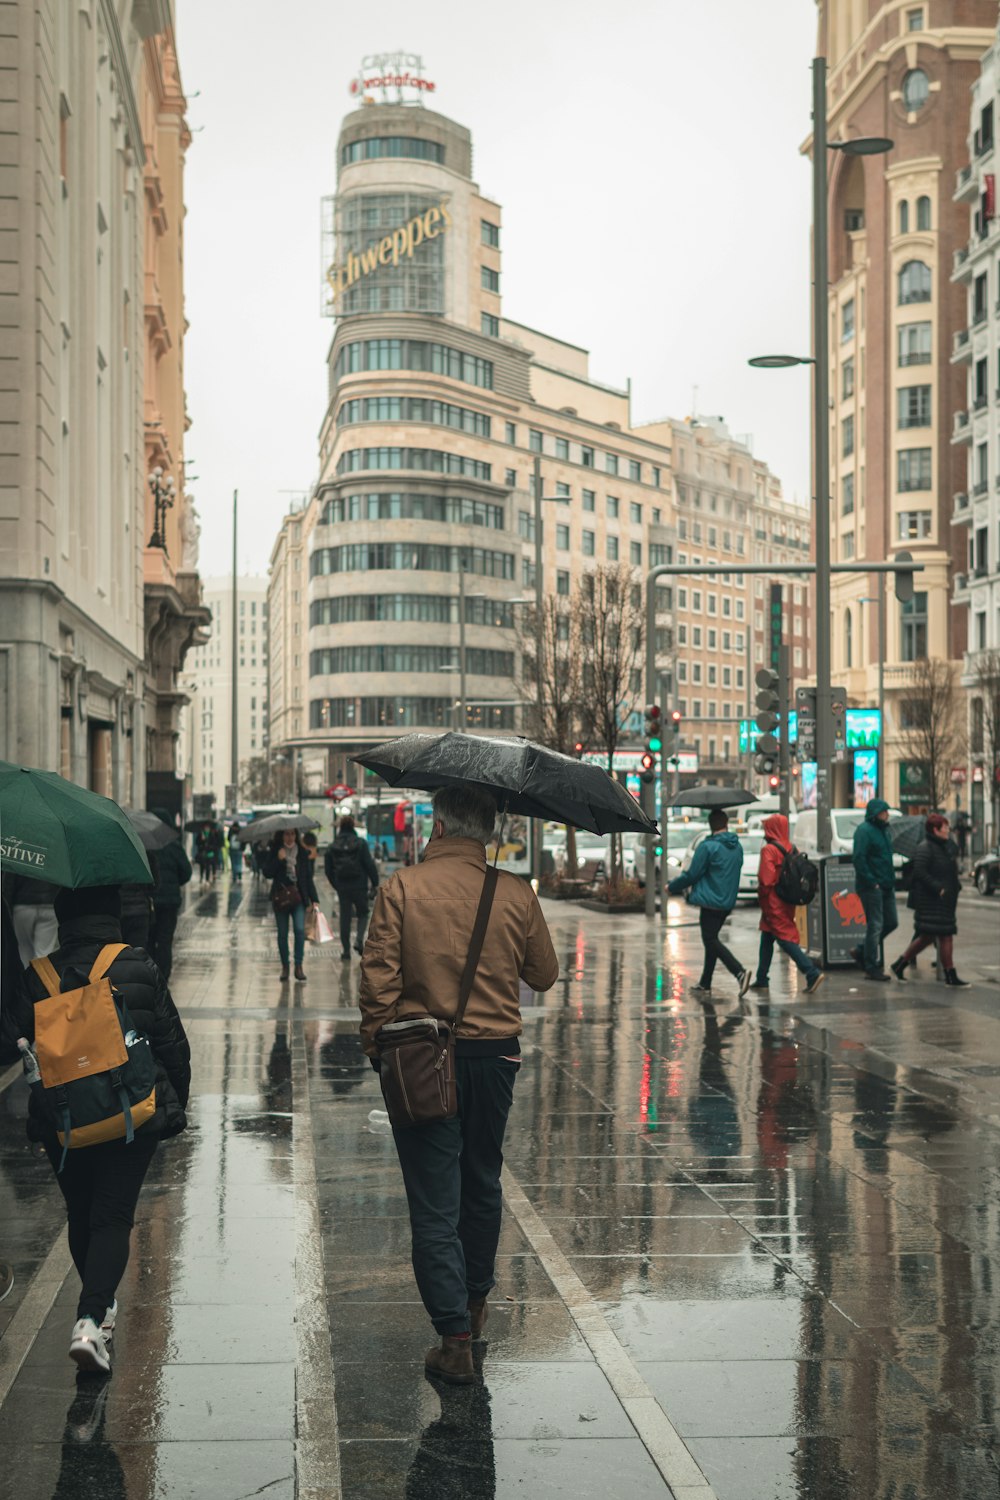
{"left": 376, "top": 866, "right": 498, "bottom": 1128}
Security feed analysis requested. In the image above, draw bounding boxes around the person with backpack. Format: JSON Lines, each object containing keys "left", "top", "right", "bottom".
{"left": 890, "top": 814, "right": 970, "bottom": 987}
{"left": 11, "top": 884, "right": 190, "bottom": 1375}
{"left": 851, "top": 798, "right": 898, "bottom": 982}
{"left": 750, "top": 814, "right": 824, "bottom": 996}
{"left": 667, "top": 808, "right": 752, "bottom": 1000}
{"left": 325, "top": 815, "right": 380, "bottom": 960}
{"left": 262, "top": 828, "right": 319, "bottom": 982}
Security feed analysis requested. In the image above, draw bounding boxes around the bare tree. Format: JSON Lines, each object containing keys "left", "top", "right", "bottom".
{"left": 240, "top": 755, "right": 294, "bottom": 806}
{"left": 898, "top": 657, "right": 966, "bottom": 811}
{"left": 971, "top": 649, "right": 1000, "bottom": 839}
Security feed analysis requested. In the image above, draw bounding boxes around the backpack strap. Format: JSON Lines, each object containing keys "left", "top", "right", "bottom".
{"left": 29, "top": 956, "right": 61, "bottom": 997}
{"left": 89, "top": 943, "right": 128, "bottom": 983}
{"left": 454, "top": 867, "right": 499, "bottom": 1033}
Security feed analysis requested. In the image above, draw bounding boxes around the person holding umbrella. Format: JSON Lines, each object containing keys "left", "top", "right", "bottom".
{"left": 261, "top": 827, "right": 319, "bottom": 982}
{"left": 890, "top": 814, "right": 970, "bottom": 987}
{"left": 667, "top": 809, "right": 752, "bottom": 1000}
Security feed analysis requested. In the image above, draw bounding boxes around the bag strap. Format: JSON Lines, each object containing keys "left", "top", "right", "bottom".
{"left": 454, "top": 867, "right": 499, "bottom": 1033}
{"left": 89, "top": 943, "right": 128, "bottom": 983}
{"left": 29, "top": 956, "right": 61, "bottom": 997}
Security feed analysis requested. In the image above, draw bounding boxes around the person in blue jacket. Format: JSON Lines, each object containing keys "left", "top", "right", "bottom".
{"left": 668, "top": 809, "right": 752, "bottom": 999}
{"left": 851, "top": 797, "right": 897, "bottom": 981}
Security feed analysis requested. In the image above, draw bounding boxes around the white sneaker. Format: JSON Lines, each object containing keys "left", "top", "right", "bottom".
{"left": 101, "top": 1299, "right": 118, "bottom": 1339}
{"left": 69, "top": 1317, "right": 111, "bottom": 1374}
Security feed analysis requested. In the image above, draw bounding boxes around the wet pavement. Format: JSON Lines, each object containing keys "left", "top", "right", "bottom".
{"left": 1, "top": 873, "right": 999, "bottom": 1497}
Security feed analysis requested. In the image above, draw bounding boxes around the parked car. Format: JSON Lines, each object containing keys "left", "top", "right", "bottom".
{"left": 973, "top": 846, "right": 1000, "bottom": 895}
{"left": 794, "top": 806, "right": 908, "bottom": 888}
{"left": 679, "top": 829, "right": 763, "bottom": 903}
{"left": 554, "top": 831, "right": 609, "bottom": 880}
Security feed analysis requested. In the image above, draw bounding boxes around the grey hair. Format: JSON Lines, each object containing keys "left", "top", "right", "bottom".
{"left": 432, "top": 785, "right": 498, "bottom": 844}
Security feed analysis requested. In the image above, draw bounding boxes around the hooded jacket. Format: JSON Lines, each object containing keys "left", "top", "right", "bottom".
{"left": 852, "top": 798, "right": 895, "bottom": 891}
{"left": 359, "top": 837, "right": 558, "bottom": 1057}
{"left": 324, "top": 829, "right": 379, "bottom": 892}
{"left": 15, "top": 914, "right": 191, "bottom": 1143}
{"left": 757, "top": 814, "right": 800, "bottom": 942}
{"left": 668, "top": 830, "right": 744, "bottom": 910}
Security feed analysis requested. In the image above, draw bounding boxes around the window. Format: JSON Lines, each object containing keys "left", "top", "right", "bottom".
{"left": 842, "top": 415, "right": 855, "bottom": 457}
{"left": 841, "top": 298, "right": 855, "bottom": 341}
{"left": 898, "top": 321, "right": 931, "bottom": 365}
{"left": 580, "top": 445, "right": 594, "bottom": 468}
{"left": 629, "top": 501, "right": 642, "bottom": 525}
{"left": 916, "top": 195, "right": 931, "bottom": 231}
{"left": 897, "top": 385, "right": 931, "bottom": 428}
{"left": 630, "top": 541, "right": 642, "bottom": 566}
{"left": 897, "top": 448, "right": 932, "bottom": 491}
{"left": 582, "top": 489, "right": 595, "bottom": 512}
{"left": 504, "top": 468, "right": 516, "bottom": 486}
{"left": 529, "top": 429, "right": 543, "bottom": 453}
{"left": 629, "top": 460, "right": 641, "bottom": 482}
{"left": 898, "top": 200, "right": 909, "bottom": 235}
{"left": 555, "top": 437, "right": 569, "bottom": 460}
{"left": 974, "top": 272, "right": 988, "bottom": 322}
{"left": 842, "top": 358, "right": 855, "bottom": 399}
{"left": 693, "top": 590, "right": 702, "bottom": 612}
{"left": 336, "top": 447, "right": 491, "bottom": 480}
{"left": 311, "top": 543, "right": 514, "bottom": 580}
{"left": 897, "top": 510, "right": 931, "bottom": 540}
{"left": 978, "top": 102, "right": 995, "bottom": 155}
{"left": 335, "top": 338, "right": 493, "bottom": 388}
{"left": 606, "top": 535, "right": 619, "bottom": 560}
{"left": 481, "top": 312, "right": 499, "bottom": 337}
{"left": 976, "top": 357, "right": 989, "bottom": 406}
{"left": 977, "top": 613, "right": 988, "bottom": 649}
{"left": 582, "top": 529, "right": 595, "bottom": 556}
{"left": 652, "top": 466, "right": 661, "bottom": 487}
{"left": 607, "top": 496, "right": 620, "bottom": 518}
{"left": 505, "top": 421, "right": 516, "bottom": 444}
{"left": 842, "top": 473, "right": 855, "bottom": 515}
{"left": 692, "top": 665, "right": 702, "bottom": 685}
{"left": 556, "top": 523, "right": 570, "bottom": 551}
{"left": 605, "top": 454, "right": 619, "bottom": 476}
{"left": 842, "top": 531, "right": 855, "bottom": 559}
{"left": 906, "top": 7, "right": 923, "bottom": 30}
{"left": 517, "top": 510, "right": 534, "bottom": 541}
{"left": 340, "top": 136, "right": 445, "bottom": 165}
{"left": 902, "top": 69, "right": 929, "bottom": 113}
{"left": 977, "top": 441, "right": 989, "bottom": 490}
{"left": 481, "top": 220, "right": 500, "bottom": 247}
{"left": 555, "top": 482, "right": 571, "bottom": 500}
{"left": 899, "top": 260, "right": 931, "bottom": 304}
{"left": 901, "top": 591, "right": 928, "bottom": 660}
{"left": 556, "top": 570, "right": 570, "bottom": 596}
{"left": 481, "top": 265, "right": 500, "bottom": 293}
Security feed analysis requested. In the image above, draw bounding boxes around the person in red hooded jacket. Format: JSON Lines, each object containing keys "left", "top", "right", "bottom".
{"left": 750, "top": 814, "right": 825, "bottom": 996}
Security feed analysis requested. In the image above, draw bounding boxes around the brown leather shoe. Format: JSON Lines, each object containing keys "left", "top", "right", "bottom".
{"left": 468, "top": 1297, "right": 489, "bottom": 1342}
{"left": 279, "top": 967, "right": 290, "bottom": 982}
{"left": 294, "top": 965, "right": 307, "bottom": 982}
{"left": 425, "top": 1336, "right": 477, "bottom": 1385}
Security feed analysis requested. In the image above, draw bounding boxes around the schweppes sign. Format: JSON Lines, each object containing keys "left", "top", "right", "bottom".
{"left": 325, "top": 200, "right": 452, "bottom": 305}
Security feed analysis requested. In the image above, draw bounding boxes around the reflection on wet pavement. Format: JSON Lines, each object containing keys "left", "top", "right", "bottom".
{"left": 2, "top": 877, "right": 1000, "bottom": 1497}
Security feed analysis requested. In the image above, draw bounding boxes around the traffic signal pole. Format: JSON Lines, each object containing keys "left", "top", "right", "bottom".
{"left": 779, "top": 642, "right": 791, "bottom": 823}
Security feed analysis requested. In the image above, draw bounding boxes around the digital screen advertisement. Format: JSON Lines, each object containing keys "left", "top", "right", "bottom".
{"left": 852, "top": 749, "right": 878, "bottom": 807}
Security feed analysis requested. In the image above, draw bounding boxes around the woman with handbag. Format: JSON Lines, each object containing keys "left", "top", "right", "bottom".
{"left": 262, "top": 829, "right": 319, "bottom": 983}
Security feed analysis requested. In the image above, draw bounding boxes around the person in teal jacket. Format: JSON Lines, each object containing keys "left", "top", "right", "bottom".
{"left": 669, "top": 809, "right": 751, "bottom": 999}
{"left": 851, "top": 797, "right": 897, "bottom": 981}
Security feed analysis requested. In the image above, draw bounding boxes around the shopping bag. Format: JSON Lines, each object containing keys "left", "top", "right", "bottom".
{"left": 310, "top": 909, "right": 335, "bottom": 945}
{"left": 304, "top": 905, "right": 317, "bottom": 943}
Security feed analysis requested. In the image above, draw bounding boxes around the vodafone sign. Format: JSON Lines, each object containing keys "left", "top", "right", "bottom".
{"left": 350, "top": 52, "right": 435, "bottom": 99}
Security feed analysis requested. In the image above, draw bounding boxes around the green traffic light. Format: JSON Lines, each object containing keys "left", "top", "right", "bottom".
{"left": 648, "top": 736, "right": 662, "bottom": 753}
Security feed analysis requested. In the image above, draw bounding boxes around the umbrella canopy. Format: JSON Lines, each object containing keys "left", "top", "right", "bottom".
{"left": 0, "top": 761, "right": 152, "bottom": 887}
{"left": 184, "top": 819, "right": 218, "bottom": 833}
{"left": 247, "top": 813, "right": 320, "bottom": 845}
{"left": 668, "top": 786, "right": 758, "bottom": 811}
{"left": 352, "top": 732, "right": 658, "bottom": 835}
{"left": 888, "top": 814, "right": 927, "bottom": 860}
{"left": 122, "top": 808, "right": 180, "bottom": 853}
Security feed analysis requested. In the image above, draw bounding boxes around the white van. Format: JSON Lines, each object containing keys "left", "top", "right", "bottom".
{"left": 794, "top": 806, "right": 907, "bottom": 885}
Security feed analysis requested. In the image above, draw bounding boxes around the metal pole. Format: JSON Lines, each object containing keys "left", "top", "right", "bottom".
{"left": 644, "top": 577, "right": 657, "bottom": 917}
{"left": 813, "top": 57, "right": 833, "bottom": 856}
{"left": 877, "top": 571, "right": 886, "bottom": 801}
{"left": 459, "top": 556, "right": 467, "bottom": 731}
{"left": 779, "top": 642, "right": 791, "bottom": 822}
{"left": 532, "top": 455, "right": 544, "bottom": 883}
{"left": 230, "top": 488, "right": 238, "bottom": 814}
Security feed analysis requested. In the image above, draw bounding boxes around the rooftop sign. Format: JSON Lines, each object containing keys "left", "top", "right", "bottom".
{"left": 324, "top": 200, "right": 452, "bottom": 309}
{"left": 350, "top": 52, "right": 435, "bottom": 100}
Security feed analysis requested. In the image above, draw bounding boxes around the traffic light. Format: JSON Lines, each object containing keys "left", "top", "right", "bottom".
{"left": 754, "top": 667, "right": 780, "bottom": 776}
{"left": 573, "top": 741, "right": 585, "bottom": 758}
{"left": 767, "top": 773, "right": 780, "bottom": 791}
{"left": 894, "top": 548, "right": 914, "bottom": 604}
{"left": 669, "top": 709, "right": 682, "bottom": 735}
{"left": 644, "top": 703, "right": 663, "bottom": 753}
{"left": 640, "top": 751, "right": 656, "bottom": 785}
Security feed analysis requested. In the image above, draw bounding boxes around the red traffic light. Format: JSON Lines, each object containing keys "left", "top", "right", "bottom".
{"left": 645, "top": 703, "right": 661, "bottom": 720}
{"left": 574, "top": 741, "right": 585, "bottom": 757}
{"left": 670, "top": 710, "right": 682, "bottom": 723}
{"left": 640, "top": 752, "right": 655, "bottom": 772}
{"left": 767, "top": 774, "right": 780, "bottom": 790}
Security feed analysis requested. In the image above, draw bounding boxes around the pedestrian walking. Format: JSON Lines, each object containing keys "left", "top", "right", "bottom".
{"left": 325, "top": 815, "right": 379, "bottom": 960}
{"left": 11, "top": 884, "right": 190, "bottom": 1374}
{"left": 262, "top": 829, "right": 319, "bottom": 982}
{"left": 359, "top": 786, "right": 558, "bottom": 1384}
{"left": 750, "top": 814, "right": 824, "bottom": 996}
{"left": 890, "top": 814, "right": 970, "bottom": 987}
{"left": 228, "top": 822, "right": 244, "bottom": 883}
{"left": 954, "top": 809, "right": 970, "bottom": 870}
{"left": 195, "top": 827, "right": 211, "bottom": 884}
{"left": 668, "top": 809, "right": 752, "bottom": 999}
{"left": 851, "top": 798, "right": 898, "bottom": 982}
{"left": 149, "top": 821, "right": 192, "bottom": 982}
{"left": 9, "top": 875, "right": 60, "bottom": 964}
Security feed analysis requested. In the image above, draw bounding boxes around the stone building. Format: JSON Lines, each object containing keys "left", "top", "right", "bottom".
{"left": 184, "top": 575, "right": 268, "bottom": 812}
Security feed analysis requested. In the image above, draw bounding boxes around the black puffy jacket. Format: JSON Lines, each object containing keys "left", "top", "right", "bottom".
{"left": 15, "top": 914, "right": 192, "bottom": 1143}
{"left": 324, "top": 831, "right": 379, "bottom": 892}
{"left": 154, "top": 840, "right": 193, "bottom": 909}
{"left": 908, "top": 834, "right": 961, "bottom": 937}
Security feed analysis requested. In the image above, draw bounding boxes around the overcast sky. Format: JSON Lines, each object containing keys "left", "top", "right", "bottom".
{"left": 179, "top": 0, "right": 818, "bottom": 577}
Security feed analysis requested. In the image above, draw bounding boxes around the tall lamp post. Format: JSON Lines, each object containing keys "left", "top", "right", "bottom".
{"left": 749, "top": 57, "right": 891, "bottom": 854}
{"left": 147, "top": 467, "right": 176, "bottom": 551}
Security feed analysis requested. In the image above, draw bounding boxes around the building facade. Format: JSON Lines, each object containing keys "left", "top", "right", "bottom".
{"left": 293, "top": 98, "right": 804, "bottom": 792}
{"left": 267, "top": 497, "right": 317, "bottom": 764}
{"left": 0, "top": 0, "right": 203, "bottom": 806}
{"left": 817, "top": 0, "right": 996, "bottom": 807}
{"left": 954, "top": 22, "right": 1000, "bottom": 845}
{"left": 184, "top": 576, "right": 268, "bottom": 811}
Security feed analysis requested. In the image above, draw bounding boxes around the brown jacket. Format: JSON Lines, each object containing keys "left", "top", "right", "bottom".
{"left": 359, "top": 837, "right": 559, "bottom": 1057}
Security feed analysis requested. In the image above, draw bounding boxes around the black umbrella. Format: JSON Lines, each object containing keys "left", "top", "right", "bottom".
{"left": 122, "top": 808, "right": 180, "bottom": 852}
{"left": 668, "top": 786, "right": 758, "bottom": 811}
{"left": 352, "top": 732, "right": 657, "bottom": 835}
{"left": 247, "top": 813, "right": 320, "bottom": 844}
{"left": 888, "top": 815, "right": 927, "bottom": 860}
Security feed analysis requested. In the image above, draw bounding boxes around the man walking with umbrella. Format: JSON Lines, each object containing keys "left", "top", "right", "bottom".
{"left": 668, "top": 809, "right": 752, "bottom": 1000}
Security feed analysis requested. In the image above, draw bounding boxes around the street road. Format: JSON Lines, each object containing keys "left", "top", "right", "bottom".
{"left": 0, "top": 873, "right": 998, "bottom": 1498}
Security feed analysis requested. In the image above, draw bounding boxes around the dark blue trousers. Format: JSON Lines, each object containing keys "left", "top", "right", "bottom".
{"left": 392, "top": 1055, "right": 518, "bottom": 1335}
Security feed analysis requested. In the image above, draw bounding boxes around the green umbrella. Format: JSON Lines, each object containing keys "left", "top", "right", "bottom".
{"left": 0, "top": 761, "right": 152, "bottom": 888}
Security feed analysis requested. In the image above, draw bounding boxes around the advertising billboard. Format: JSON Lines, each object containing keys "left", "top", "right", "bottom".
{"left": 846, "top": 709, "right": 881, "bottom": 749}
{"left": 800, "top": 762, "right": 818, "bottom": 809}
{"left": 852, "top": 750, "right": 878, "bottom": 808}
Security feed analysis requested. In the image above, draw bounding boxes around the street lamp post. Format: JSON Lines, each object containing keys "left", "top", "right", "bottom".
{"left": 147, "top": 467, "right": 176, "bottom": 552}
{"left": 749, "top": 60, "right": 892, "bottom": 853}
